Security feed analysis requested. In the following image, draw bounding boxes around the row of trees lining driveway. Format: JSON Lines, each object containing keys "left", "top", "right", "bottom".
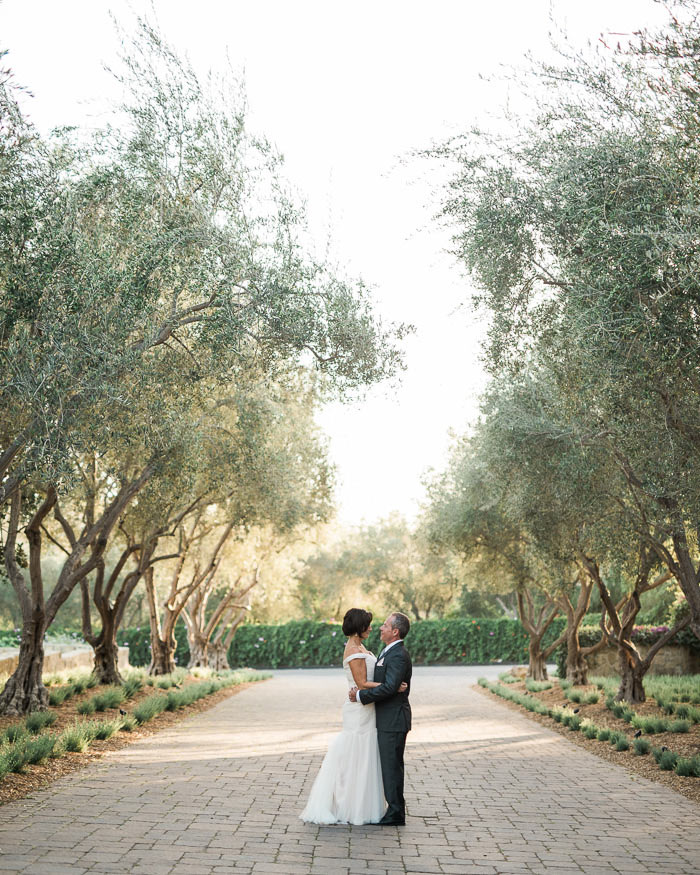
{"left": 423, "top": 6, "right": 700, "bottom": 703}
{"left": 0, "top": 22, "right": 406, "bottom": 715}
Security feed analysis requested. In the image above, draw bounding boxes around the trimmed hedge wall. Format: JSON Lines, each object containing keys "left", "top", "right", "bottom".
{"left": 0, "top": 618, "right": 567, "bottom": 670}
{"left": 3, "top": 617, "right": 696, "bottom": 674}
{"left": 227, "top": 617, "right": 567, "bottom": 668}
{"left": 117, "top": 623, "right": 190, "bottom": 668}
{"left": 116, "top": 617, "right": 556, "bottom": 669}
{"left": 554, "top": 625, "right": 700, "bottom": 678}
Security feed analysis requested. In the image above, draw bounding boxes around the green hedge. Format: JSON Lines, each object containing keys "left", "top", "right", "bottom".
{"left": 0, "top": 630, "right": 21, "bottom": 647}
{"left": 554, "top": 625, "right": 700, "bottom": 678}
{"left": 2, "top": 616, "right": 695, "bottom": 675}
{"left": 117, "top": 623, "right": 190, "bottom": 668}
{"left": 0, "top": 618, "right": 571, "bottom": 670}
{"left": 118, "top": 617, "right": 553, "bottom": 669}
{"left": 26, "top": 617, "right": 693, "bottom": 673}
{"left": 401, "top": 617, "right": 565, "bottom": 666}
{"left": 226, "top": 617, "right": 567, "bottom": 668}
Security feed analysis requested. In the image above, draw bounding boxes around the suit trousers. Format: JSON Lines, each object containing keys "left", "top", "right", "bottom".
{"left": 377, "top": 729, "right": 407, "bottom": 821}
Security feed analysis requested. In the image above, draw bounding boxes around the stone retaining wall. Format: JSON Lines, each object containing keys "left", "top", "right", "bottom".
{"left": 0, "top": 644, "right": 130, "bottom": 678}
{"left": 587, "top": 643, "right": 700, "bottom": 675}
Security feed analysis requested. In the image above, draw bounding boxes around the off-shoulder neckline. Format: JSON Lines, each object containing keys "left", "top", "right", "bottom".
{"left": 342, "top": 650, "right": 375, "bottom": 664}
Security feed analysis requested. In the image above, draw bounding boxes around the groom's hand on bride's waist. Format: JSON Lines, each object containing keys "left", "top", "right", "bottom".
{"left": 348, "top": 686, "right": 359, "bottom": 702}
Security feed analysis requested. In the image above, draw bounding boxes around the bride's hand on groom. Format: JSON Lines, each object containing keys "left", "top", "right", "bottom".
{"left": 348, "top": 682, "right": 407, "bottom": 702}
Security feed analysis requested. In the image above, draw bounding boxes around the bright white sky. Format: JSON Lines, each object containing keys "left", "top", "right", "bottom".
{"left": 2, "top": 0, "right": 667, "bottom": 526}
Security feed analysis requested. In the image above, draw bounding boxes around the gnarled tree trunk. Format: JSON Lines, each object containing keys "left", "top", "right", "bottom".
{"left": 92, "top": 625, "right": 124, "bottom": 686}
{"left": 0, "top": 617, "right": 48, "bottom": 715}
{"left": 516, "top": 588, "right": 565, "bottom": 681}
{"left": 83, "top": 564, "right": 128, "bottom": 686}
{"left": 658, "top": 502, "right": 700, "bottom": 641}
{"left": 560, "top": 574, "right": 607, "bottom": 685}
{"left": 617, "top": 650, "right": 647, "bottom": 703}
{"left": 580, "top": 551, "right": 684, "bottom": 704}
{"left": 564, "top": 627, "right": 589, "bottom": 686}
{"left": 527, "top": 640, "right": 548, "bottom": 681}
{"left": 0, "top": 488, "right": 55, "bottom": 714}
{"left": 208, "top": 642, "right": 230, "bottom": 671}
{"left": 149, "top": 633, "right": 177, "bottom": 675}
{"left": 84, "top": 538, "right": 168, "bottom": 684}
{"left": 145, "top": 515, "right": 237, "bottom": 676}
{"left": 145, "top": 567, "right": 178, "bottom": 675}
{"left": 1, "top": 466, "right": 154, "bottom": 714}
{"left": 188, "top": 635, "right": 208, "bottom": 668}
{"left": 612, "top": 614, "right": 691, "bottom": 704}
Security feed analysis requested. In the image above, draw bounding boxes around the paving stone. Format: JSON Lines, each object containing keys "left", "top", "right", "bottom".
{"left": 0, "top": 666, "right": 698, "bottom": 874}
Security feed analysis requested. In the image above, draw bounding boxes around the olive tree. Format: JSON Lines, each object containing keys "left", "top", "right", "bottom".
{"left": 433, "top": 5, "right": 700, "bottom": 649}
{"left": 145, "top": 375, "right": 333, "bottom": 674}
{"left": 0, "top": 22, "right": 405, "bottom": 713}
{"left": 424, "top": 423, "right": 566, "bottom": 681}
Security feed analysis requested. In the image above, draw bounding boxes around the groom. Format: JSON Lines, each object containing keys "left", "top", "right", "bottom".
{"left": 349, "top": 612, "right": 412, "bottom": 826}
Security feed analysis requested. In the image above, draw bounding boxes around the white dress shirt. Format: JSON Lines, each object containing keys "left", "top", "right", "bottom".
{"left": 357, "top": 639, "right": 402, "bottom": 704}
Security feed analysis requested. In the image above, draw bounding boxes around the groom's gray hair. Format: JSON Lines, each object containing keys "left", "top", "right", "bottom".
{"left": 390, "top": 612, "right": 410, "bottom": 639}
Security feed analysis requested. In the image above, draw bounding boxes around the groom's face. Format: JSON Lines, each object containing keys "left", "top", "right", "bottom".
{"left": 380, "top": 615, "right": 399, "bottom": 645}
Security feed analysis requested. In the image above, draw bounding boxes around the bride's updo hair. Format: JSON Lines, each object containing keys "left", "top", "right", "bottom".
{"left": 342, "top": 608, "right": 373, "bottom": 637}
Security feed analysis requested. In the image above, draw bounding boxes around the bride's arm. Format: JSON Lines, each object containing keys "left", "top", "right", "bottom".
{"left": 348, "top": 657, "right": 378, "bottom": 690}
{"left": 347, "top": 656, "right": 407, "bottom": 691}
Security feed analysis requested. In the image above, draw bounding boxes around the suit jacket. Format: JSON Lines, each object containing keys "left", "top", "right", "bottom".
{"left": 358, "top": 640, "right": 412, "bottom": 732}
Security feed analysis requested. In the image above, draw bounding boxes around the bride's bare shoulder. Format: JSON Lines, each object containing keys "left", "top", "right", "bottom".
{"left": 343, "top": 643, "right": 364, "bottom": 659}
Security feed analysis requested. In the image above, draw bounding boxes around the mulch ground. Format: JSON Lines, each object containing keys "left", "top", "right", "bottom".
{"left": 0, "top": 677, "right": 265, "bottom": 807}
{"left": 475, "top": 677, "right": 700, "bottom": 805}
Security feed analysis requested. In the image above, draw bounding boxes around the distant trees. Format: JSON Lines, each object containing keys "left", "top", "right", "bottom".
{"left": 293, "top": 514, "right": 463, "bottom": 622}
{"left": 425, "top": 4, "right": 700, "bottom": 700}
{"left": 0, "top": 22, "right": 405, "bottom": 713}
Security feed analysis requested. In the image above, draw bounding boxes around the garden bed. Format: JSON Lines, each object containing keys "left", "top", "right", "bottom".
{"left": 476, "top": 672, "right": 700, "bottom": 806}
{"left": 0, "top": 668, "right": 269, "bottom": 806}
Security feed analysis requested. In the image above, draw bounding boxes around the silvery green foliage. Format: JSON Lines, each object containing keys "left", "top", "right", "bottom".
{"left": 432, "top": 4, "right": 700, "bottom": 639}
{"left": 0, "top": 22, "right": 407, "bottom": 712}
{"left": 0, "top": 21, "right": 407, "bottom": 506}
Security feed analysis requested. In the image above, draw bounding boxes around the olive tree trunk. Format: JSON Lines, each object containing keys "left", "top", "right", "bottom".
{"left": 92, "top": 624, "right": 124, "bottom": 686}
{"left": 617, "top": 652, "right": 647, "bottom": 703}
{"left": 581, "top": 553, "right": 687, "bottom": 704}
{"left": 527, "top": 641, "right": 548, "bottom": 681}
{"left": 208, "top": 642, "right": 230, "bottom": 671}
{"left": 0, "top": 617, "right": 49, "bottom": 715}
{"left": 516, "top": 588, "right": 565, "bottom": 681}
{"left": 145, "top": 567, "right": 179, "bottom": 675}
{"left": 188, "top": 635, "right": 209, "bottom": 668}
{"left": 149, "top": 634, "right": 177, "bottom": 676}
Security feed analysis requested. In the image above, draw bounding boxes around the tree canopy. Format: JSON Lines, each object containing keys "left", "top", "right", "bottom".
{"left": 425, "top": 1, "right": 700, "bottom": 696}
{"left": 0, "top": 20, "right": 407, "bottom": 713}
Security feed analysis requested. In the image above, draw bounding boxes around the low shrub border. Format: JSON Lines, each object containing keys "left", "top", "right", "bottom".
{"left": 0, "top": 669, "right": 269, "bottom": 783}
{"left": 478, "top": 676, "right": 699, "bottom": 779}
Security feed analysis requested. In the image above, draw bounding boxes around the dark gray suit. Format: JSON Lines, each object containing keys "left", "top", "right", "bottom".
{"left": 358, "top": 640, "right": 412, "bottom": 823}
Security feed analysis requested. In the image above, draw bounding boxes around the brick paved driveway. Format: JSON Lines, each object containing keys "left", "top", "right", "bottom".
{"left": 0, "top": 665, "right": 698, "bottom": 875}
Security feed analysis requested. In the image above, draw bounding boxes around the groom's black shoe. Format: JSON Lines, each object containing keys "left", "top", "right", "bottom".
{"left": 377, "top": 816, "right": 405, "bottom": 826}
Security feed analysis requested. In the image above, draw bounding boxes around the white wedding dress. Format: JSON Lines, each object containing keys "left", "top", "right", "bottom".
{"left": 300, "top": 652, "right": 386, "bottom": 825}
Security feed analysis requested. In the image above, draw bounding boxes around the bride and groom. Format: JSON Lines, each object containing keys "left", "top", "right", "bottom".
{"left": 300, "top": 609, "right": 412, "bottom": 826}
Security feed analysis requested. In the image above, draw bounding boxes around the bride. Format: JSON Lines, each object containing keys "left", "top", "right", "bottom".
{"left": 300, "top": 607, "right": 407, "bottom": 825}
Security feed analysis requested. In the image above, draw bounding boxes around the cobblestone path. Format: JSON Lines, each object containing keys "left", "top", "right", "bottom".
{"left": 0, "top": 666, "right": 698, "bottom": 874}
